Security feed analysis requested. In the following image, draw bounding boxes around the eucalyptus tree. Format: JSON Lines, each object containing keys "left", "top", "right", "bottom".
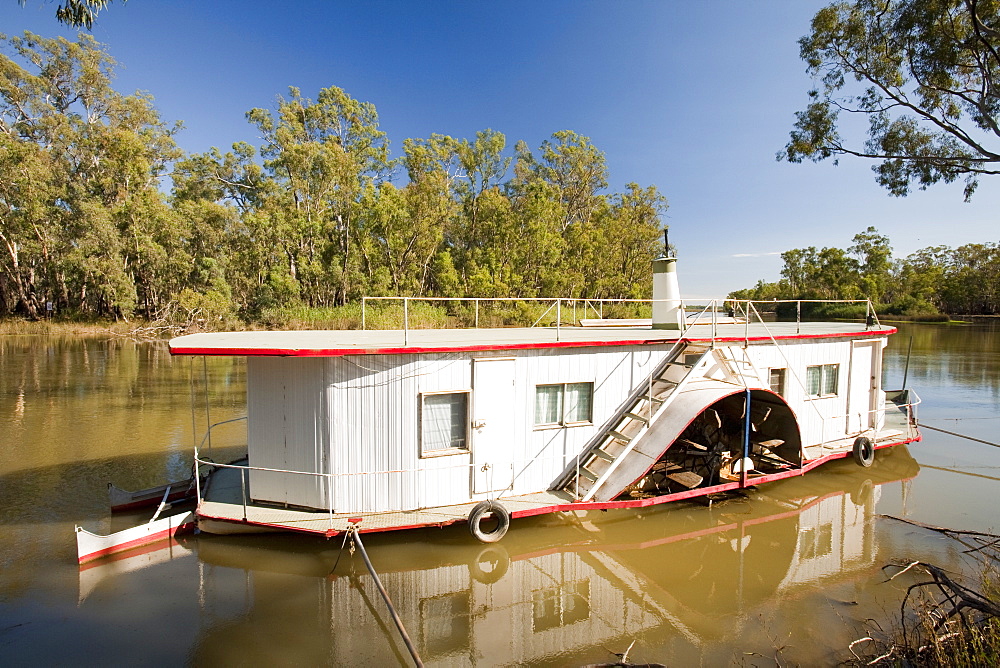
{"left": 592, "top": 183, "right": 669, "bottom": 298}
{"left": 170, "top": 142, "right": 269, "bottom": 315}
{"left": 514, "top": 131, "right": 609, "bottom": 231}
{"left": 782, "top": 0, "right": 1000, "bottom": 199}
{"left": 941, "top": 242, "right": 1000, "bottom": 313}
{"left": 0, "top": 32, "right": 180, "bottom": 319}
{"left": 246, "top": 86, "right": 390, "bottom": 305}
{"left": 849, "top": 226, "right": 894, "bottom": 302}
{"left": 356, "top": 170, "right": 455, "bottom": 295}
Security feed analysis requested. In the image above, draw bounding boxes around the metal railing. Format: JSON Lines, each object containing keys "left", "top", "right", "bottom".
{"left": 360, "top": 295, "right": 882, "bottom": 344}
{"left": 192, "top": 450, "right": 580, "bottom": 528}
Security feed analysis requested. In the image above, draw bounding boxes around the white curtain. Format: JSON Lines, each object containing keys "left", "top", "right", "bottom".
{"left": 564, "top": 383, "right": 592, "bottom": 423}
{"left": 823, "top": 364, "right": 839, "bottom": 395}
{"left": 806, "top": 366, "right": 821, "bottom": 396}
{"left": 423, "top": 393, "right": 467, "bottom": 451}
{"left": 534, "top": 385, "right": 562, "bottom": 425}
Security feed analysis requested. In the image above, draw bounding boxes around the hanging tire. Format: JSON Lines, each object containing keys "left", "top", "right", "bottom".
{"left": 468, "top": 544, "right": 510, "bottom": 584}
{"left": 852, "top": 437, "right": 875, "bottom": 468}
{"left": 468, "top": 500, "right": 510, "bottom": 543}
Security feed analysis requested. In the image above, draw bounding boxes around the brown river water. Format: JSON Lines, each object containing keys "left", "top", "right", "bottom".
{"left": 1, "top": 322, "right": 998, "bottom": 666}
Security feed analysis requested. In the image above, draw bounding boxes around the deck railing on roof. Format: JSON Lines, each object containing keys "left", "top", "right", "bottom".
{"left": 361, "top": 295, "right": 882, "bottom": 345}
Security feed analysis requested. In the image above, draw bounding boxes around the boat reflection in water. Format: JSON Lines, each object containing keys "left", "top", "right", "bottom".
{"left": 81, "top": 447, "right": 919, "bottom": 665}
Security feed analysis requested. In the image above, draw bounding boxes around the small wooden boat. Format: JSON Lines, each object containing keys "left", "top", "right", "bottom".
{"left": 108, "top": 478, "right": 198, "bottom": 512}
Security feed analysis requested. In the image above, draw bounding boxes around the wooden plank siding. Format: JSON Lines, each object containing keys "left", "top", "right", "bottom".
{"left": 243, "top": 334, "right": 888, "bottom": 514}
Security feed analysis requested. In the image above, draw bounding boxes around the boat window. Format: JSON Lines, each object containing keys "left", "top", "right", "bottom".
{"left": 806, "top": 364, "right": 839, "bottom": 398}
{"left": 534, "top": 382, "right": 593, "bottom": 426}
{"left": 420, "top": 391, "right": 470, "bottom": 455}
{"left": 768, "top": 368, "right": 786, "bottom": 396}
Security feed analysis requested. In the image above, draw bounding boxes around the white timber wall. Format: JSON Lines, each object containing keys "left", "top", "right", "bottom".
{"left": 243, "top": 334, "right": 888, "bottom": 513}
{"left": 324, "top": 346, "right": 671, "bottom": 513}
{"left": 738, "top": 336, "right": 888, "bottom": 447}
{"left": 246, "top": 357, "right": 329, "bottom": 508}
{"left": 245, "top": 346, "right": 673, "bottom": 514}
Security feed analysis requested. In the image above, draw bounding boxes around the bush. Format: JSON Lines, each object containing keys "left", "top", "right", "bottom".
{"left": 175, "top": 288, "right": 238, "bottom": 329}
{"left": 258, "top": 301, "right": 454, "bottom": 330}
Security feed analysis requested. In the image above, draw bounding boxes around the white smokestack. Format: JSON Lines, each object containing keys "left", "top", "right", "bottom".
{"left": 652, "top": 233, "right": 683, "bottom": 330}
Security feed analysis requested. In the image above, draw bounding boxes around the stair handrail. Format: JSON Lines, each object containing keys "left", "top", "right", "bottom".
{"left": 578, "top": 346, "right": 712, "bottom": 502}
{"left": 553, "top": 337, "right": 690, "bottom": 493}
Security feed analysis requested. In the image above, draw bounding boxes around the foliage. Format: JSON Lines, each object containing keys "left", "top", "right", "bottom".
{"left": 781, "top": 0, "right": 1000, "bottom": 200}
{"left": 0, "top": 32, "right": 181, "bottom": 321}
{"left": 16, "top": 0, "right": 123, "bottom": 29}
{"left": 0, "top": 32, "right": 671, "bottom": 328}
{"left": 729, "top": 226, "right": 1000, "bottom": 316}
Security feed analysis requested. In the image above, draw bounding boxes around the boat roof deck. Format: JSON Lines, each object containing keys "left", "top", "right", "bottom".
{"left": 170, "top": 321, "right": 895, "bottom": 357}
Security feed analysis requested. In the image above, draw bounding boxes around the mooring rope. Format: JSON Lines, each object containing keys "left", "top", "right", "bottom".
{"left": 351, "top": 526, "right": 424, "bottom": 667}
{"left": 918, "top": 422, "right": 1000, "bottom": 449}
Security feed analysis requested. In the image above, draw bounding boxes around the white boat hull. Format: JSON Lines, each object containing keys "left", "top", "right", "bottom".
{"left": 75, "top": 512, "right": 196, "bottom": 564}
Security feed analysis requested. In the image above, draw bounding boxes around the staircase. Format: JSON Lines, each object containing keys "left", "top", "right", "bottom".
{"left": 712, "top": 346, "right": 764, "bottom": 387}
{"left": 554, "top": 340, "right": 712, "bottom": 501}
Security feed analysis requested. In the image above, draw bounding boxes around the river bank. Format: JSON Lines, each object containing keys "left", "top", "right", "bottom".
{"left": 2, "top": 308, "right": 997, "bottom": 339}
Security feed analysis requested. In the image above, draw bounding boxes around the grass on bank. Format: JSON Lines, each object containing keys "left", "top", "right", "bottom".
{"left": 7, "top": 299, "right": 993, "bottom": 338}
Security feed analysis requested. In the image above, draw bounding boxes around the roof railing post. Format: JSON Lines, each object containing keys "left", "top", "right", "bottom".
{"left": 796, "top": 301, "right": 801, "bottom": 335}
{"left": 404, "top": 297, "right": 409, "bottom": 345}
{"left": 361, "top": 296, "right": 366, "bottom": 330}
{"left": 240, "top": 467, "right": 247, "bottom": 521}
{"left": 202, "top": 357, "right": 212, "bottom": 453}
{"left": 743, "top": 301, "right": 749, "bottom": 347}
{"left": 712, "top": 299, "right": 717, "bottom": 341}
{"left": 556, "top": 298, "right": 561, "bottom": 341}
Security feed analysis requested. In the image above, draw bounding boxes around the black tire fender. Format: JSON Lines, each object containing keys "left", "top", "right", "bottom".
{"left": 852, "top": 436, "right": 875, "bottom": 468}
{"left": 468, "top": 500, "right": 511, "bottom": 543}
{"left": 469, "top": 544, "right": 510, "bottom": 584}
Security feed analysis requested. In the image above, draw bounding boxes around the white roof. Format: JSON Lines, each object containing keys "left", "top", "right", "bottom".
{"left": 168, "top": 321, "right": 895, "bottom": 357}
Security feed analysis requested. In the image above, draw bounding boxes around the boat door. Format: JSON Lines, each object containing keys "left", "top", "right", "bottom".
{"left": 847, "top": 340, "right": 881, "bottom": 434}
{"left": 472, "top": 358, "right": 516, "bottom": 494}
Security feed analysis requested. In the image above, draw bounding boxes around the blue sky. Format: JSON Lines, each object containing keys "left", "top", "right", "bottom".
{"left": 4, "top": 0, "right": 997, "bottom": 297}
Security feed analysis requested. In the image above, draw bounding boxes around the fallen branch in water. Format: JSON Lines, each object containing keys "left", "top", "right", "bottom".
{"left": 847, "top": 520, "right": 1000, "bottom": 666}
{"left": 877, "top": 515, "right": 1000, "bottom": 541}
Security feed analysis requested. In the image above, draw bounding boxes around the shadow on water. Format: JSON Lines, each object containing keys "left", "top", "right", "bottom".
{"left": 0, "top": 449, "right": 240, "bottom": 529}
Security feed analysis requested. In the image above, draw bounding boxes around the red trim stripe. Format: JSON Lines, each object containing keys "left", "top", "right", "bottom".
{"left": 170, "top": 327, "right": 895, "bottom": 358}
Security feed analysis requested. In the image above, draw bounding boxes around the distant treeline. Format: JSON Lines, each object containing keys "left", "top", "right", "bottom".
{"left": 0, "top": 33, "right": 667, "bottom": 324}
{"left": 728, "top": 227, "right": 1000, "bottom": 316}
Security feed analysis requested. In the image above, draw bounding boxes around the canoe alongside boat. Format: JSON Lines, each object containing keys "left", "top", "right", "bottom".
{"left": 76, "top": 511, "right": 196, "bottom": 564}
{"left": 108, "top": 478, "right": 198, "bottom": 513}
